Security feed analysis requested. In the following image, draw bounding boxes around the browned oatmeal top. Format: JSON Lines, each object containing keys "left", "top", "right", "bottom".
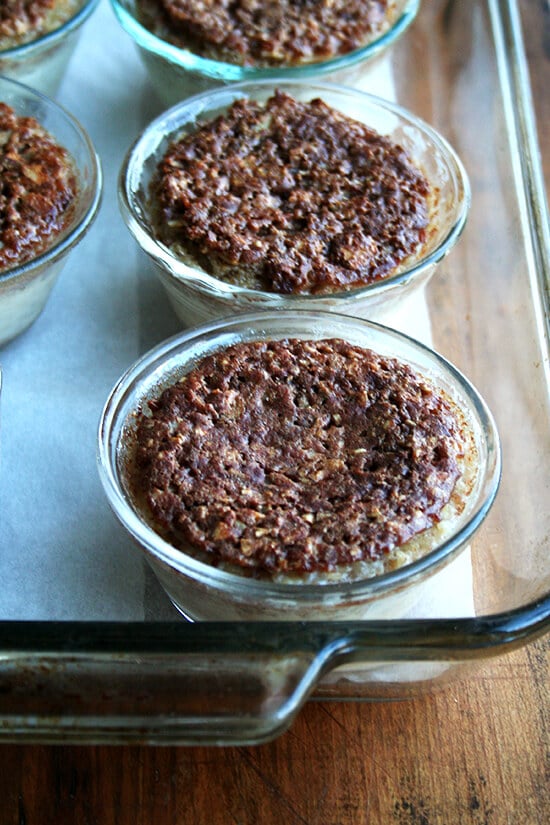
{"left": 132, "top": 338, "right": 465, "bottom": 575}
{"left": 0, "top": 102, "right": 77, "bottom": 271}
{"left": 0, "top": 0, "right": 53, "bottom": 40}
{"left": 0, "top": 0, "right": 79, "bottom": 48}
{"left": 137, "top": 0, "right": 393, "bottom": 66}
{"left": 151, "top": 91, "right": 430, "bottom": 295}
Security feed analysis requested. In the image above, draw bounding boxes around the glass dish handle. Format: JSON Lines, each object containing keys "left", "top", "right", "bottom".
{"left": 1, "top": 600, "right": 548, "bottom": 745}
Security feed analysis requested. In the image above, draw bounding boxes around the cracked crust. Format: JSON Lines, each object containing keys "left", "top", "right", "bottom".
{"left": 136, "top": 0, "right": 395, "bottom": 67}
{"left": 128, "top": 338, "right": 474, "bottom": 579}
{"left": 0, "top": 102, "right": 77, "bottom": 271}
{"left": 151, "top": 91, "right": 430, "bottom": 295}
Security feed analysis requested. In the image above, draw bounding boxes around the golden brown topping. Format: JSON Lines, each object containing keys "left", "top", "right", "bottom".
{"left": 0, "top": 0, "right": 53, "bottom": 40}
{"left": 132, "top": 338, "right": 465, "bottom": 574}
{"left": 151, "top": 92, "right": 430, "bottom": 295}
{"left": 138, "top": 0, "right": 393, "bottom": 66}
{"left": 0, "top": 102, "right": 77, "bottom": 271}
{"left": 0, "top": 0, "right": 79, "bottom": 47}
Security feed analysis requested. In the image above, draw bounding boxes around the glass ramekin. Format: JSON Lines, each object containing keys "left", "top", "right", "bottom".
{"left": 119, "top": 80, "right": 470, "bottom": 341}
{"left": 111, "top": 0, "right": 421, "bottom": 105}
{"left": 0, "top": 0, "right": 100, "bottom": 96}
{"left": 98, "top": 310, "right": 501, "bottom": 623}
{"left": 0, "top": 76, "right": 102, "bottom": 347}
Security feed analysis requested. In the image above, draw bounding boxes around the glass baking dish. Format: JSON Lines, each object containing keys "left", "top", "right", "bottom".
{"left": 0, "top": 0, "right": 548, "bottom": 745}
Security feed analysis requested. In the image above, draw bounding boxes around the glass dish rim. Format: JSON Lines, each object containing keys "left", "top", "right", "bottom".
{"left": 0, "top": 0, "right": 101, "bottom": 59}
{"left": 0, "top": 75, "right": 103, "bottom": 287}
{"left": 111, "top": 0, "right": 421, "bottom": 82}
{"left": 119, "top": 77, "right": 471, "bottom": 304}
{"left": 97, "top": 309, "right": 502, "bottom": 603}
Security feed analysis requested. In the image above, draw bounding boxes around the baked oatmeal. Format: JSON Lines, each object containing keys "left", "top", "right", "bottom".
{"left": 0, "top": 101, "right": 77, "bottom": 271}
{"left": 128, "top": 337, "right": 475, "bottom": 580}
{"left": 136, "top": 0, "right": 397, "bottom": 67}
{"left": 0, "top": 0, "right": 81, "bottom": 50}
{"left": 150, "top": 90, "right": 431, "bottom": 295}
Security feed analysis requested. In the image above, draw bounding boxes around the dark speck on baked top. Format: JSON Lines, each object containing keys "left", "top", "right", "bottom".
{"left": 130, "top": 338, "right": 467, "bottom": 576}
{"left": 150, "top": 91, "right": 430, "bottom": 296}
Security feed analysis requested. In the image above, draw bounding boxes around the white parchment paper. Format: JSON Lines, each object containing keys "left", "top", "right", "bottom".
{"left": 0, "top": 0, "right": 182, "bottom": 618}
{"left": 0, "top": 0, "right": 474, "bottom": 625}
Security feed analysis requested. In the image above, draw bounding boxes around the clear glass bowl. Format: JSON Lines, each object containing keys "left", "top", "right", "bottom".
{"left": 0, "top": 0, "right": 100, "bottom": 96}
{"left": 119, "top": 80, "right": 470, "bottom": 342}
{"left": 0, "top": 76, "right": 102, "bottom": 347}
{"left": 111, "top": 0, "right": 421, "bottom": 105}
{"left": 98, "top": 310, "right": 501, "bottom": 623}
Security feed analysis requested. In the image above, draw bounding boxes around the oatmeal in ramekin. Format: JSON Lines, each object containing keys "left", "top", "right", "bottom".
{"left": 98, "top": 311, "right": 500, "bottom": 621}
{"left": 120, "top": 82, "right": 469, "bottom": 339}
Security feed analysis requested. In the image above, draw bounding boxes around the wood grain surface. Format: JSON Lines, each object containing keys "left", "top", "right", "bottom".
{"left": 1, "top": 3, "right": 549, "bottom": 824}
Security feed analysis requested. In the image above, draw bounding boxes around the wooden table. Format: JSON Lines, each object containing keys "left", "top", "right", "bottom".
{"left": 1, "top": 4, "right": 548, "bottom": 823}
